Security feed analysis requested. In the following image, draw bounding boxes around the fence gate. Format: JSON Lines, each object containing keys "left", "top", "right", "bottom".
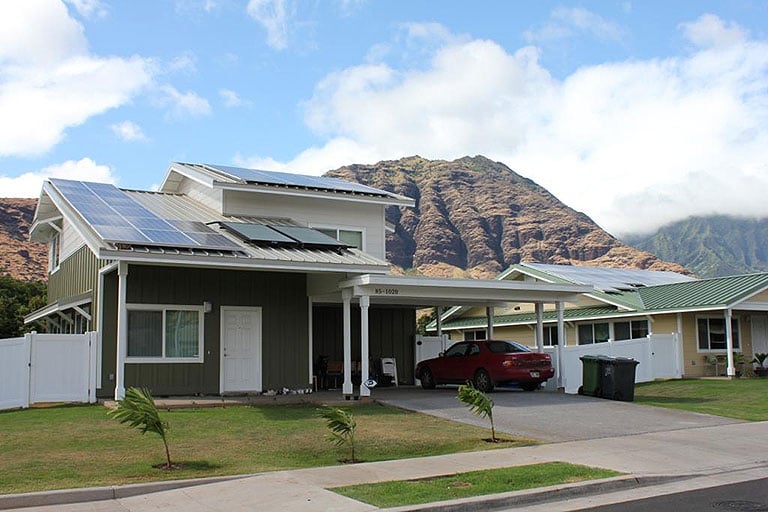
{"left": 0, "top": 332, "right": 98, "bottom": 411}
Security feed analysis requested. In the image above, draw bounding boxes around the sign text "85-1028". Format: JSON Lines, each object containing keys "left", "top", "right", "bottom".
{"left": 374, "top": 288, "right": 399, "bottom": 295}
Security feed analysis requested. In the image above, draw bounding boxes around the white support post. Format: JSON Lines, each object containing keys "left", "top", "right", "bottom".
{"left": 360, "top": 295, "right": 370, "bottom": 397}
{"left": 115, "top": 262, "right": 128, "bottom": 400}
{"left": 556, "top": 301, "right": 565, "bottom": 388}
{"left": 308, "top": 297, "right": 314, "bottom": 388}
{"left": 342, "top": 289, "right": 353, "bottom": 396}
{"left": 436, "top": 306, "right": 444, "bottom": 351}
{"left": 535, "top": 302, "right": 544, "bottom": 353}
{"left": 486, "top": 307, "right": 494, "bottom": 339}
{"left": 725, "top": 308, "right": 735, "bottom": 377}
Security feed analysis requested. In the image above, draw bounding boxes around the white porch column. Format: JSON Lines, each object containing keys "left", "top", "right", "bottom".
{"left": 556, "top": 301, "right": 565, "bottom": 388}
{"left": 486, "top": 307, "right": 494, "bottom": 339}
{"left": 308, "top": 297, "right": 314, "bottom": 387}
{"left": 535, "top": 302, "right": 544, "bottom": 353}
{"left": 342, "top": 289, "right": 353, "bottom": 396}
{"left": 725, "top": 308, "right": 736, "bottom": 377}
{"left": 115, "top": 262, "right": 128, "bottom": 400}
{"left": 360, "top": 295, "right": 371, "bottom": 397}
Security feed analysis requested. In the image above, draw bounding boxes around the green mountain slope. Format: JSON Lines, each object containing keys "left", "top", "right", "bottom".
{"left": 626, "top": 215, "right": 768, "bottom": 278}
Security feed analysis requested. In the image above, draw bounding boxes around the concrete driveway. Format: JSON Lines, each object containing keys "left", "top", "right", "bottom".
{"left": 372, "top": 386, "right": 744, "bottom": 442}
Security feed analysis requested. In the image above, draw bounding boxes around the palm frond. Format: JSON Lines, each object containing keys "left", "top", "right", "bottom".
{"left": 109, "top": 387, "right": 173, "bottom": 467}
{"left": 457, "top": 382, "right": 496, "bottom": 441}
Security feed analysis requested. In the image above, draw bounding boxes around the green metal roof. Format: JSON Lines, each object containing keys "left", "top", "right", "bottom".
{"left": 432, "top": 265, "right": 768, "bottom": 332}
{"left": 636, "top": 273, "right": 768, "bottom": 311}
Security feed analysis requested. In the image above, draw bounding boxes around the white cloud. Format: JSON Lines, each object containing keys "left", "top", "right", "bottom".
{"left": 680, "top": 13, "right": 747, "bottom": 48}
{"left": 0, "top": 1, "right": 153, "bottom": 157}
{"left": 64, "top": 0, "right": 108, "bottom": 19}
{"left": 525, "top": 7, "right": 624, "bottom": 43}
{"left": 219, "top": 88, "right": 245, "bottom": 107}
{"left": 241, "top": 16, "right": 768, "bottom": 236}
{"left": 0, "top": 158, "right": 116, "bottom": 198}
{"left": 111, "top": 121, "right": 147, "bottom": 141}
{"left": 156, "top": 85, "right": 211, "bottom": 118}
{"left": 247, "top": 0, "right": 290, "bottom": 50}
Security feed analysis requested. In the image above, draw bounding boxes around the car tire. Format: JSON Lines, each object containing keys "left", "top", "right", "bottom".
{"left": 521, "top": 382, "right": 540, "bottom": 392}
{"left": 473, "top": 369, "right": 494, "bottom": 393}
{"left": 420, "top": 367, "right": 436, "bottom": 389}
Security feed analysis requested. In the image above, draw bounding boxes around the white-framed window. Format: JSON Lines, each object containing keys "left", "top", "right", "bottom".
{"left": 543, "top": 325, "right": 559, "bottom": 346}
{"left": 314, "top": 227, "right": 364, "bottom": 250}
{"left": 463, "top": 329, "right": 487, "bottom": 341}
{"left": 697, "top": 316, "right": 740, "bottom": 352}
{"left": 48, "top": 232, "right": 61, "bottom": 273}
{"left": 613, "top": 319, "right": 649, "bottom": 341}
{"left": 126, "top": 304, "right": 204, "bottom": 363}
{"left": 577, "top": 322, "right": 610, "bottom": 345}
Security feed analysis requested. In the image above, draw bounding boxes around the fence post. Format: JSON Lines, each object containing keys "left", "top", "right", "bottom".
{"left": 88, "top": 332, "right": 99, "bottom": 403}
{"left": 24, "top": 333, "right": 33, "bottom": 409}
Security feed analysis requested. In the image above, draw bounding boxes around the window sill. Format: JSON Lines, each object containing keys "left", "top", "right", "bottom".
{"left": 126, "top": 357, "right": 204, "bottom": 364}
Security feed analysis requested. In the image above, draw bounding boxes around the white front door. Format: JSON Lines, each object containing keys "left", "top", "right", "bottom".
{"left": 752, "top": 315, "right": 768, "bottom": 354}
{"left": 221, "top": 307, "right": 262, "bottom": 393}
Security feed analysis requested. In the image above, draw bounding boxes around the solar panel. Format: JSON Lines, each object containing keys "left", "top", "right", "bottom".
{"left": 219, "top": 222, "right": 296, "bottom": 245}
{"left": 525, "top": 263, "right": 695, "bottom": 292}
{"left": 206, "top": 164, "right": 389, "bottom": 196}
{"left": 269, "top": 225, "right": 348, "bottom": 249}
{"left": 50, "top": 179, "right": 243, "bottom": 252}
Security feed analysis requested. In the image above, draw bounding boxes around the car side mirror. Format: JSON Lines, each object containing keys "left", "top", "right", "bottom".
{"left": 438, "top": 351, "right": 445, "bottom": 357}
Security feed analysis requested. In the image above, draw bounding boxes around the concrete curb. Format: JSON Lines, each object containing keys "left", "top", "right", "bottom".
{"left": 384, "top": 474, "right": 694, "bottom": 512}
{"left": 0, "top": 474, "right": 249, "bottom": 510}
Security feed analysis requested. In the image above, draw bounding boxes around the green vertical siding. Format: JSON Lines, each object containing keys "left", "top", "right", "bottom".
{"left": 312, "top": 306, "right": 417, "bottom": 384}
{"left": 100, "top": 265, "right": 309, "bottom": 397}
{"left": 47, "top": 245, "right": 110, "bottom": 329}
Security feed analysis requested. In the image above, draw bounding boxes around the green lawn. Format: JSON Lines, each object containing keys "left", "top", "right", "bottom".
{"left": 0, "top": 403, "right": 534, "bottom": 495}
{"left": 331, "top": 462, "right": 622, "bottom": 508}
{"left": 634, "top": 378, "right": 768, "bottom": 421}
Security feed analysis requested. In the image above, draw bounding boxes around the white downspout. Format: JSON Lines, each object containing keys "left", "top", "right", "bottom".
{"left": 556, "top": 301, "right": 565, "bottom": 388}
{"left": 535, "top": 302, "right": 544, "bottom": 353}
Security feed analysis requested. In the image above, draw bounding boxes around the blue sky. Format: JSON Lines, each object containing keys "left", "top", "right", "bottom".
{"left": 1, "top": 1, "right": 767, "bottom": 236}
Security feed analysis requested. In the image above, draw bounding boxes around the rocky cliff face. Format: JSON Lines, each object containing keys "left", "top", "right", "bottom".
{"left": 327, "top": 155, "right": 689, "bottom": 278}
{"left": 0, "top": 198, "right": 47, "bottom": 282}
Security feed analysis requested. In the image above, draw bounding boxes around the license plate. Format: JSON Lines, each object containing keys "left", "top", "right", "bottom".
{"left": 530, "top": 371, "right": 540, "bottom": 378}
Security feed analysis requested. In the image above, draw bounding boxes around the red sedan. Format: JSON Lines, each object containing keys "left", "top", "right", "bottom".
{"left": 415, "top": 340, "right": 554, "bottom": 392}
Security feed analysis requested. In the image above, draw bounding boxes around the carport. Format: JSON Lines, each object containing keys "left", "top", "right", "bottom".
{"left": 329, "top": 274, "right": 591, "bottom": 398}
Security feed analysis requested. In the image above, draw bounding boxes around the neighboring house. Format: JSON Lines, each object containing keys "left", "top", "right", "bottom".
{"left": 431, "top": 263, "right": 768, "bottom": 377}
{"left": 25, "top": 164, "right": 588, "bottom": 399}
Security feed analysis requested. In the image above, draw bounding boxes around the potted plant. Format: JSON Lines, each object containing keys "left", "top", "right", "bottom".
{"left": 753, "top": 353, "right": 768, "bottom": 377}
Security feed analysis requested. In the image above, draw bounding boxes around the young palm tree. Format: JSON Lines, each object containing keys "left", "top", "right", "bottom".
{"left": 457, "top": 382, "right": 497, "bottom": 442}
{"left": 109, "top": 387, "right": 173, "bottom": 468}
{"left": 318, "top": 405, "right": 358, "bottom": 462}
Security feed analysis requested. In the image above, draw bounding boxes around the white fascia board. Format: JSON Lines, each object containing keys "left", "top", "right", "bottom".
{"left": 35, "top": 182, "right": 104, "bottom": 257}
{"left": 735, "top": 301, "right": 768, "bottom": 311}
{"left": 159, "top": 163, "right": 217, "bottom": 192}
{"left": 731, "top": 282, "right": 768, "bottom": 309}
{"left": 339, "top": 274, "right": 590, "bottom": 303}
{"left": 584, "top": 293, "right": 636, "bottom": 311}
{"left": 98, "top": 249, "right": 390, "bottom": 275}
{"left": 214, "top": 182, "right": 415, "bottom": 208}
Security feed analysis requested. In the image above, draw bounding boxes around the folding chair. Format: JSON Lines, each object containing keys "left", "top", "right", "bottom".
{"left": 380, "top": 357, "right": 398, "bottom": 387}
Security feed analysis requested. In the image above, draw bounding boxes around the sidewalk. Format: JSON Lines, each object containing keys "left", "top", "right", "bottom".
{"left": 3, "top": 420, "right": 768, "bottom": 511}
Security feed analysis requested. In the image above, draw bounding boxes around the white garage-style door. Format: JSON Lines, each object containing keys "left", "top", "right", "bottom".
{"left": 220, "top": 306, "right": 262, "bottom": 393}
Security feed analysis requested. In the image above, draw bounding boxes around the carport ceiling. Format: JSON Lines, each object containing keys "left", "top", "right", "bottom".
{"left": 337, "top": 274, "right": 592, "bottom": 307}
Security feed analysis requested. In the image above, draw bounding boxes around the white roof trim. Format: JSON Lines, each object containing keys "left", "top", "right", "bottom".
{"left": 24, "top": 291, "right": 92, "bottom": 324}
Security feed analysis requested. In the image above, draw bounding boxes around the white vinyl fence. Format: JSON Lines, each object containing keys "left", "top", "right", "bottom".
{"left": 0, "top": 332, "right": 98, "bottom": 411}
{"left": 544, "top": 333, "right": 683, "bottom": 394}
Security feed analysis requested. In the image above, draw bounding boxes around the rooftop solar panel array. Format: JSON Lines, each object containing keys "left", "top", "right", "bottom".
{"left": 219, "top": 222, "right": 348, "bottom": 250}
{"left": 525, "top": 262, "right": 695, "bottom": 293}
{"left": 205, "top": 164, "right": 389, "bottom": 196}
{"left": 50, "top": 179, "right": 242, "bottom": 251}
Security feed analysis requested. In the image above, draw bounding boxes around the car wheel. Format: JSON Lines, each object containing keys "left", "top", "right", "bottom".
{"left": 473, "top": 369, "right": 494, "bottom": 393}
{"left": 420, "top": 367, "right": 436, "bottom": 389}
{"left": 521, "top": 382, "right": 540, "bottom": 392}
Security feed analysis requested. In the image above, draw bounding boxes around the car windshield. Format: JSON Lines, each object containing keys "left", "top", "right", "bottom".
{"left": 486, "top": 341, "right": 529, "bottom": 354}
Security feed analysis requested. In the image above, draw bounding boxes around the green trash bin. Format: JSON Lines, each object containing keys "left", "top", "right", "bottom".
{"left": 601, "top": 357, "right": 640, "bottom": 401}
{"left": 579, "top": 355, "right": 608, "bottom": 396}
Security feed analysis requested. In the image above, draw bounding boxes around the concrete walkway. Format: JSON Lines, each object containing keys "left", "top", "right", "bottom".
{"left": 1, "top": 389, "right": 764, "bottom": 511}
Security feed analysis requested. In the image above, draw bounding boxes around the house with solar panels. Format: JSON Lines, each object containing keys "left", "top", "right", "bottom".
{"left": 430, "top": 263, "right": 768, "bottom": 381}
{"left": 25, "top": 163, "right": 590, "bottom": 399}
